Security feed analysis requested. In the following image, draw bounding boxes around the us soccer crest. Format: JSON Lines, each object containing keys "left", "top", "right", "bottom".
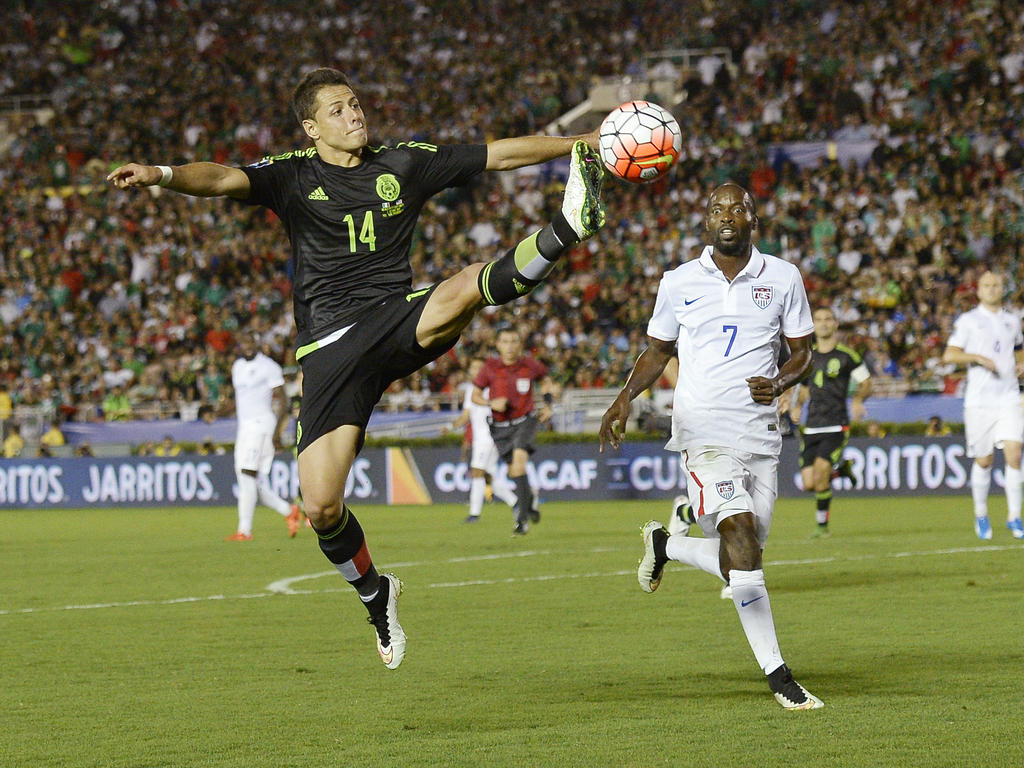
{"left": 715, "top": 480, "right": 735, "bottom": 500}
{"left": 751, "top": 285, "right": 773, "bottom": 309}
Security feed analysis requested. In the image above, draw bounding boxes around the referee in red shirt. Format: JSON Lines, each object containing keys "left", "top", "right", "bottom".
{"left": 472, "top": 327, "right": 558, "bottom": 534}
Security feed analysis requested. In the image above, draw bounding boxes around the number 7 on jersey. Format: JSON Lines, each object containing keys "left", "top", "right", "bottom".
{"left": 723, "top": 324, "right": 737, "bottom": 356}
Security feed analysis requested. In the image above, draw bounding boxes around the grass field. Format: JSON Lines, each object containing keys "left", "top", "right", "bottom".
{"left": 3, "top": 494, "right": 1023, "bottom": 768}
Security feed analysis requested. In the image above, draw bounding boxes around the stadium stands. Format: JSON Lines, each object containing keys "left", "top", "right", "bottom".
{"left": 2, "top": 1, "right": 1024, "bottom": 452}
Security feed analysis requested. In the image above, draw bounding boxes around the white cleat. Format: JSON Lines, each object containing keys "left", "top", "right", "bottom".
{"left": 638, "top": 520, "right": 668, "bottom": 593}
{"left": 769, "top": 664, "right": 824, "bottom": 710}
{"left": 668, "top": 494, "right": 692, "bottom": 536}
{"left": 368, "top": 573, "right": 406, "bottom": 669}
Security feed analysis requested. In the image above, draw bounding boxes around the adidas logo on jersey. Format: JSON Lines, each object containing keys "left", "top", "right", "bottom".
{"left": 307, "top": 186, "right": 329, "bottom": 201}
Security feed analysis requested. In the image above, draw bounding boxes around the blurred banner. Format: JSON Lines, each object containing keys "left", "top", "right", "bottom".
{"left": 0, "top": 436, "right": 995, "bottom": 510}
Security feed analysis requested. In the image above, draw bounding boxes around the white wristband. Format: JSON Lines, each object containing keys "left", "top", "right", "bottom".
{"left": 156, "top": 165, "right": 173, "bottom": 187}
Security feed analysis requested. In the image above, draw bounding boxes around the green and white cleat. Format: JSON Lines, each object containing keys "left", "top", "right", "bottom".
{"left": 562, "top": 140, "right": 606, "bottom": 240}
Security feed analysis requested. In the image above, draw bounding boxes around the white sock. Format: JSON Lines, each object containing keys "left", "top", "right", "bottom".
{"left": 257, "top": 477, "right": 292, "bottom": 516}
{"left": 971, "top": 463, "right": 991, "bottom": 518}
{"left": 489, "top": 473, "right": 517, "bottom": 507}
{"left": 729, "top": 568, "right": 784, "bottom": 674}
{"left": 469, "top": 476, "right": 486, "bottom": 517}
{"left": 236, "top": 473, "right": 257, "bottom": 535}
{"left": 665, "top": 535, "right": 726, "bottom": 582}
{"left": 1005, "top": 465, "right": 1023, "bottom": 522}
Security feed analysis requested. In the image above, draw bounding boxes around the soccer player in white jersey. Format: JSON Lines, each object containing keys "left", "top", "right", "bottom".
{"left": 600, "top": 183, "right": 823, "bottom": 710}
{"left": 226, "top": 333, "right": 303, "bottom": 541}
{"left": 451, "top": 358, "right": 519, "bottom": 523}
{"left": 942, "top": 270, "right": 1024, "bottom": 540}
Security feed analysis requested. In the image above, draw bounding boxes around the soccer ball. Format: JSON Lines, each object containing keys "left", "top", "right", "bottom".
{"left": 598, "top": 100, "right": 682, "bottom": 183}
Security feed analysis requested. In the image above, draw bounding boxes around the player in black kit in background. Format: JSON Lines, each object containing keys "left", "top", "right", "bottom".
{"left": 108, "top": 67, "right": 607, "bottom": 669}
{"left": 788, "top": 306, "right": 871, "bottom": 537}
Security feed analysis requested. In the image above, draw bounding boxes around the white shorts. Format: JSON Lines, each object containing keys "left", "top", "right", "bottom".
{"left": 964, "top": 403, "right": 1024, "bottom": 458}
{"left": 682, "top": 447, "right": 778, "bottom": 548}
{"left": 469, "top": 429, "right": 500, "bottom": 474}
{"left": 234, "top": 424, "right": 275, "bottom": 475}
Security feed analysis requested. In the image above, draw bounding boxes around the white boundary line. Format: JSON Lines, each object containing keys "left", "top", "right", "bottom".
{"left": 2, "top": 542, "right": 1020, "bottom": 617}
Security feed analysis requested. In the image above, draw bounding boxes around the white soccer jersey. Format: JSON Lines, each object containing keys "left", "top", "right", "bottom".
{"left": 231, "top": 352, "right": 285, "bottom": 429}
{"left": 947, "top": 305, "right": 1023, "bottom": 408}
{"left": 648, "top": 246, "right": 814, "bottom": 456}
{"left": 462, "top": 382, "right": 492, "bottom": 439}
{"left": 462, "top": 382, "right": 499, "bottom": 470}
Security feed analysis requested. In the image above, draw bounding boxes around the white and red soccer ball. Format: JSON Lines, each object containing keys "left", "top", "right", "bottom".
{"left": 598, "top": 100, "right": 682, "bottom": 183}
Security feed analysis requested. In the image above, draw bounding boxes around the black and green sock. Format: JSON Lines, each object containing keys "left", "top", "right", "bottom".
{"left": 477, "top": 214, "right": 578, "bottom": 306}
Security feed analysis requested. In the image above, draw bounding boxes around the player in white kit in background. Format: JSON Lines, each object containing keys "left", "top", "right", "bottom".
{"left": 226, "top": 333, "right": 303, "bottom": 541}
{"left": 449, "top": 358, "right": 520, "bottom": 523}
{"left": 942, "top": 270, "right": 1024, "bottom": 540}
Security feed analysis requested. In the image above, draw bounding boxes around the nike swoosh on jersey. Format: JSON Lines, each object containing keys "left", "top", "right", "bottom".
{"left": 683, "top": 296, "right": 703, "bottom": 305}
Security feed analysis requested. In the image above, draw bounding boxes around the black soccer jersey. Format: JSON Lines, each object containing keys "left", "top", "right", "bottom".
{"left": 804, "top": 344, "right": 865, "bottom": 428}
{"left": 241, "top": 142, "right": 487, "bottom": 348}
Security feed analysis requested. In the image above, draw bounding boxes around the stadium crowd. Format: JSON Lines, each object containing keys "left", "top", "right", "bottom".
{"left": 3, "top": 0, "right": 1024, "bottom": 446}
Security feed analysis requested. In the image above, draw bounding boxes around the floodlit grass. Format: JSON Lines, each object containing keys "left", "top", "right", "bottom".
{"left": 2, "top": 495, "right": 1023, "bottom": 767}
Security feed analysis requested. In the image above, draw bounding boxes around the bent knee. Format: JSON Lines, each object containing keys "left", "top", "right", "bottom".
{"left": 303, "top": 497, "right": 344, "bottom": 530}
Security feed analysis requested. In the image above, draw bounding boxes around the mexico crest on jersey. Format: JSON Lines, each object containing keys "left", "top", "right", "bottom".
{"left": 715, "top": 480, "right": 735, "bottom": 500}
{"left": 376, "top": 173, "right": 405, "bottom": 217}
{"left": 376, "top": 173, "right": 400, "bottom": 201}
{"left": 751, "top": 285, "right": 773, "bottom": 309}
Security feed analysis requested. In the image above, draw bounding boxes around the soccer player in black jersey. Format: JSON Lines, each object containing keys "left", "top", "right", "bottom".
{"left": 108, "top": 67, "right": 606, "bottom": 669}
{"left": 789, "top": 307, "right": 871, "bottom": 537}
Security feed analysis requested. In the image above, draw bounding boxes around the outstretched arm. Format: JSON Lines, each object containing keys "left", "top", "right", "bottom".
{"left": 485, "top": 129, "right": 599, "bottom": 171}
{"left": 599, "top": 336, "right": 675, "bottom": 452}
{"left": 107, "top": 161, "right": 251, "bottom": 199}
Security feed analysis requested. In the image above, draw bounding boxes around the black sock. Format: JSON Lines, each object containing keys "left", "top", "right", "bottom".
{"left": 313, "top": 506, "right": 381, "bottom": 600}
{"left": 815, "top": 491, "right": 831, "bottom": 526}
{"left": 512, "top": 476, "right": 533, "bottom": 523}
{"left": 477, "top": 216, "right": 577, "bottom": 306}
{"left": 653, "top": 527, "right": 668, "bottom": 562}
{"left": 364, "top": 574, "right": 390, "bottom": 616}
{"left": 541, "top": 211, "right": 580, "bottom": 251}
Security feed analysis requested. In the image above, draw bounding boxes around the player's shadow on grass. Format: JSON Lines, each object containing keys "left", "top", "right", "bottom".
{"left": 767, "top": 568, "right": 932, "bottom": 594}
{"left": 549, "top": 671, "right": 769, "bottom": 704}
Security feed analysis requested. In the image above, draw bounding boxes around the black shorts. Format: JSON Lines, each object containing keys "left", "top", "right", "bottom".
{"left": 798, "top": 428, "right": 849, "bottom": 468}
{"left": 295, "top": 286, "right": 456, "bottom": 454}
{"left": 489, "top": 413, "right": 540, "bottom": 463}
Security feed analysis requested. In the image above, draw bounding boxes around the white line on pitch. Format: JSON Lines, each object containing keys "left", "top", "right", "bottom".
{"left": 264, "top": 547, "right": 621, "bottom": 594}
{"left": 1, "top": 543, "right": 1020, "bottom": 616}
